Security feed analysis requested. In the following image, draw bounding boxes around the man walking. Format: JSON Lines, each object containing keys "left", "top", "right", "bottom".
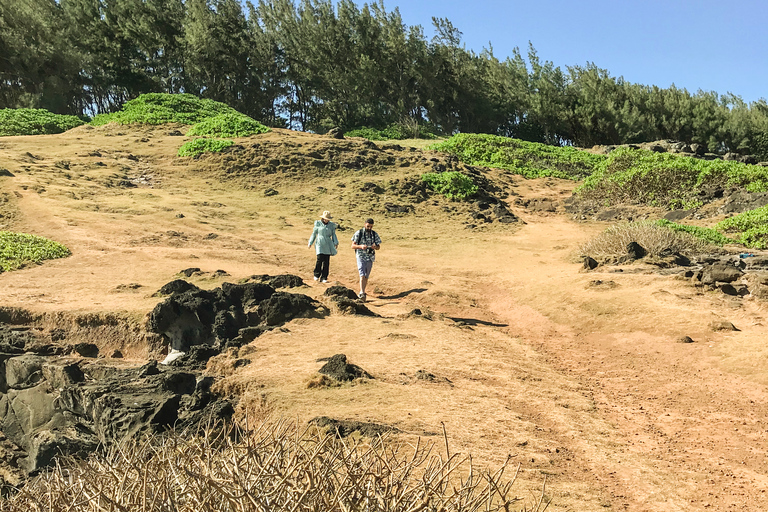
{"left": 351, "top": 218, "right": 381, "bottom": 302}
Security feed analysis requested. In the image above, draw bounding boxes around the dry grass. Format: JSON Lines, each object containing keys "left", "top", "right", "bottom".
{"left": 1, "top": 421, "right": 549, "bottom": 512}
{"left": 578, "top": 220, "right": 716, "bottom": 261}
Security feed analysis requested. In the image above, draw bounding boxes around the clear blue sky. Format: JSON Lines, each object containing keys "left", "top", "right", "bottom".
{"left": 352, "top": 0, "right": 768, "bottom": 104}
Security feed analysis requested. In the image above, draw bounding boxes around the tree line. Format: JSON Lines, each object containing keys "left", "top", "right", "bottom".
{"left": 3, "top": 0, "right": 768, "bottom": 156}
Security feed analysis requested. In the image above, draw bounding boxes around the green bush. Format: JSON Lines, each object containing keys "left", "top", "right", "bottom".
{"left": 0, "top": 231, "right": 71, "bottom": 271}
{"left": 715, "top": 205, "right": 768, "bottom": 249}
{"left": 0, "top": 108, "right": 85, "bottom": 136}
{"left": 345, "top": 123, "right": 436, "bottom": 141}
{"left": 186, "top": 113, "right": 270, "bottom": 138}
{"left": 654, "top": 219, "right": 734, "bottom": 246}
{"left": 177, "top": 138, "right": 234, "bottom": 157}
{"left": 91, "top": 93, "right": 240, "bottom": 126}
{"left": 421, "top": 171, "right": 478, "bottom": 200}
{"left": 576, "top": 147, "right": 768, "bottom": 208}
{"left": 429, "top": 133, "right": 604, "bottom": 180}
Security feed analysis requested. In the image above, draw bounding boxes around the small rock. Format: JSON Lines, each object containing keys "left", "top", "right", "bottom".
{"left": 676, "top": 336, "right": 695, "bottom": 344}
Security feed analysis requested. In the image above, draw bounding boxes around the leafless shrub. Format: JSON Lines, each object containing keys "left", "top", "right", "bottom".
{"left": 579, "top": 220, "right": 716, "bottom": 261}
{"left": 0, "top": 420, "right": 549, "bottom": 512}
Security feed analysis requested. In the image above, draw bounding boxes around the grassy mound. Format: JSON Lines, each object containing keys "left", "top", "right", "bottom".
{"left": 186, "top": 113, "right": 270, "bottom": 138}
{"left": 0, "top": 109, "right": 85, "bottom": 136}
{"left": 429, "top": 133, "right": 604, "bottom": 180}
{"left": 0, "top": 231, "right": 71, "bottom": 271}
{"left": 421, "top": 171, "right": 478, "bottom": 200}
{"left": 177, "top": 138, "right": 234, "bottom": 157}
{"left": 91, "top": 93, "right": 239, "bottom": 126}
{"left": 576, "top": 147, "right": 768, "bottom": 209}
{"left": 716, "top": 205, "right": 768, "bottom": 249}
{"left": 579, "top": 220, "right": 719, "bottom": 261}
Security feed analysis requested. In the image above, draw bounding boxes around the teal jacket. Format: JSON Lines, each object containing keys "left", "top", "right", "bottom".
{"left": 308, "top": 220, "right": 338, "bottom": 255}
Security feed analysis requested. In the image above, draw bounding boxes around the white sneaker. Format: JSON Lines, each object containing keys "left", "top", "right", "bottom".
{"left": 358, "top": 292, "right": 366, "bottom": 302}
{"left": 313, "top": 276, "right": 319, "bottom": 281}
{"left": 321, "top": 279, "right": 329, "bottom": 283}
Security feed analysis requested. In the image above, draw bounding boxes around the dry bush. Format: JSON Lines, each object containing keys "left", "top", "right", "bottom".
{"left": 0, "top": 421, "right": 549, "bottom": 512}
{"left": 579, "top": 220, "right": 716, "bottom": 261}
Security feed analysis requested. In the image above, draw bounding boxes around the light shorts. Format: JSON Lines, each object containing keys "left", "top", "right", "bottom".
{"left": 357, "top": 258, "right": 374, "bottom": 277}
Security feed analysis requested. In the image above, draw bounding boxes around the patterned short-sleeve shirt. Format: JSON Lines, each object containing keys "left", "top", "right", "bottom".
{"left": 352, "top": 229, "right": 381, "bottom": 262}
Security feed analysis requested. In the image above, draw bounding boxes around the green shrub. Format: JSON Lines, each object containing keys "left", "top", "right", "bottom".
{"left": 715, "top": 205, "right": 768, "bottom": 249}
{"left": 421, "top": 171, "right": 478, "bottom": 200}
{"left": 91, "top": 93, "right": 239, "bottom": 126}
{"left": 0, "top": 109, "right": 85, "bottom": 136}
{"left": 186, "top": 113, "right": 270, "bottom": 138}
{"left": 579, "top": 220, "right": 719, "bottom": 261}
{"left": 654, "top": 219, "right": 734, "bottom": 246}
{"left": 429, "top": 133, "right": 604, "bottom": 180}
{"left": 0, "top": 231, "right": 71, "bottom": 271}
{"left": 177, "top": 138, "right": 234, "bottom": 157}
{"left": 576, "top": 147, "right": 768, "bottom": 208}
{"left": 345, "top": 123, "right": 437, "bottom": 141}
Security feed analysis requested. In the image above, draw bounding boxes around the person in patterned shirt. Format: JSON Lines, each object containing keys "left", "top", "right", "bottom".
{"left": 350, "top": 218, "right": 381, "bottom": 302}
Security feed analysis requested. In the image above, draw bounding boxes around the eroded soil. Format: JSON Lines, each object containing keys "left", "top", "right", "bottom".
{"left": 1, "top": 126, "right": 767, "bottom": 510}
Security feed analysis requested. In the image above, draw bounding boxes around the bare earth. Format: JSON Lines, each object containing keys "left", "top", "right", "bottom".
{"left": 1, "top": 126, "right": 767, "bottom": 511}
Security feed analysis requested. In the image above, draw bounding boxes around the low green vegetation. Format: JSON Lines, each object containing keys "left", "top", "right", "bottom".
{"left": 345, "top": 123, "right": 436, "bottom": 141}
{"left": 429, "top": 133, "right": 605, "bottom": 180}
{"left": 0, "top": 109, "right": 85, "bottom": 136}
{"left": 0, "top": 231, "right": 71, "bottom": 271}
{"left": 576, "top": 147, "right": 768, "bottom": 209}
{"left": 91, "top": 93, "right": 240, "bottom": 126}
{"left": 655, "top": 219, "right": 735, "bottom": 246}
{"left": 579, "top": 220, "right": 719, "bottom": 261}
{"left": 185, "top": 113, "right": 270, "bottom": 138}
{"left": 715, "top": 205, "right": 768, "bottom": 248}
{"left": 177, "top": 138, "right": 234, "bottom": 157}
{"left": 421, "top": 171, "right": 478, "bottom": 200}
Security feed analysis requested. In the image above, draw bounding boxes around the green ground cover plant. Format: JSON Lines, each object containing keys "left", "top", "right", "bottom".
{"left": 0, "top": 231, "right": 71, "bottom": 271}
{"left": 654, "top": 219, "right": 735, "bottom": 246}
{"left": 177, "top": 138, "right": 234, "bottom": 157}
{"left": 579, "top": 220, "right": 719, "bottom": 261}
{"left": 0, "top": 109, "right": 85, "bottom": 136}
{"left": 421, "top": 171, "right": 478, "bottom": 200}
{"left": 715, "top": 205, "right": 768, "bottom": 248}
{"left": 91, "top": 93, "right": 240, "bottom": 126}
{"left": 576, "top": 147, "right": 768, "bottom": 208}
{"left": 429, "top": 133, "right": 605, "bottom": 180}
{"left": 185, "top": 113, "right": 270, "bottom": 138}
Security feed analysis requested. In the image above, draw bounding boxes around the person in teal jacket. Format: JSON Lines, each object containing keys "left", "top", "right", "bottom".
{"left": 308, "top": 210, "right": 339, "bottom": 283}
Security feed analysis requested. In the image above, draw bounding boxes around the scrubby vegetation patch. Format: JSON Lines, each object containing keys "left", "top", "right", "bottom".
{"left": 421, "top": 171, "right": 478, "bottom": 200}
{"left": 186, "top": 113, "right": 270, "bottom": 138}
{"left": 576, "top": 147, "right": 768, "bottom": 209}
{"left": 716, "top": 205, "right": 768, "bottom": 249}
{"left": 0, "top": 231, "right": 71, "bottom": 271}
{"left": 1, "top": 422, "right": 541, "bottom": 511}
{"left": 579, "top": 221, "right": 719, "bottom": 261}
{"left": 178, "top": 138, "right": 234, "bottom": 157}
{"left": 346, "top": 122, "right": 436, "bottom": 141}
{"left": 430, "top": 133, "right": 605, "bottom": 180}
{"left": 0, "top": 109, "right": 85, "bottom": 136}
{"left": 91, "top": 93, "right": 240, "bottom": 126}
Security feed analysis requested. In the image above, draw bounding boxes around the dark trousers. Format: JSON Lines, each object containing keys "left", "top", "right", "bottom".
{"left": 314, "top": 253, "right": 331, "bottom": 279}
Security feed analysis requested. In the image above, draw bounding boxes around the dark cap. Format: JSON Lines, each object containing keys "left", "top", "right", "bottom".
{"left": 365, "top": 218, "right": 374, "bottom": 225}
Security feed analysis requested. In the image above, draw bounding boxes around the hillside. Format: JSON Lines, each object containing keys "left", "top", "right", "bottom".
{"left": 1, "top": 125, "right": 768, "bottom": 511}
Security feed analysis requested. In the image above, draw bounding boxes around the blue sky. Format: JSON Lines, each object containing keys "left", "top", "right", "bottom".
{"left": 355, "top": 0, "right": 768, "bottom": 104}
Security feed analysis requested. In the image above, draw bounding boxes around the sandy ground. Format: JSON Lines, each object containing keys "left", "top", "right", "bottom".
{"left": 1, "top": 126, "right": 768, "bottom": 510}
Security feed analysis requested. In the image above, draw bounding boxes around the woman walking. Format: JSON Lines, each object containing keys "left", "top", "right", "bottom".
{"left": 308, "top": 210, "right": 339, "bottom": 283}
